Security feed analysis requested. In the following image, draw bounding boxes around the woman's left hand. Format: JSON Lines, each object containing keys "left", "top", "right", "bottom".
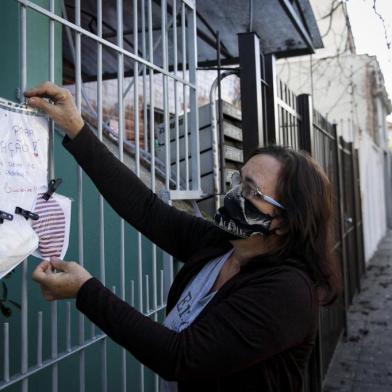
{"left": 32, "top": 258, "right": 92, "bottom": 301}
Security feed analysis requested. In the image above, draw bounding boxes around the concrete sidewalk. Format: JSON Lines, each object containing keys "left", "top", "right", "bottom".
{"left": 323, "top": 231, "right": 392, "bottom": 392}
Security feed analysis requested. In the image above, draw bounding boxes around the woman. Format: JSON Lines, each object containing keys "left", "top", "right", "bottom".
{"left": 27, "top": 82, "right": 340, "bottom": 392}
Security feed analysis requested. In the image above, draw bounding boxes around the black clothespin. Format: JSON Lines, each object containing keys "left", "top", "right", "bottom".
{"left": 0, "top": 210, "right": 13, "bottom": 224}
{"left": 42, "top": 178, "right": 63, "bottom": 201}
{"left": 15, "top": 207, "right": 39, "bottom": 221}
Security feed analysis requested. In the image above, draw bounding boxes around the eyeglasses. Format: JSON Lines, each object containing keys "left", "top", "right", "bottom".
{"left": 230, "top": 171, "right": 285, "bottom": 210}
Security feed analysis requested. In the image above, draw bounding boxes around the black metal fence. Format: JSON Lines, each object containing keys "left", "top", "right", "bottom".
{"left": 236, "top": 32, "right": 366, "bottom": 392}
{"left": 273, "top": 83, "right": 366, "bottom": 391}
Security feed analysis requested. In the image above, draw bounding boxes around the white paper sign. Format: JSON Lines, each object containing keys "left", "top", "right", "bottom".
{"left": 0, "top": 97, "right": 49, "bottom": 279}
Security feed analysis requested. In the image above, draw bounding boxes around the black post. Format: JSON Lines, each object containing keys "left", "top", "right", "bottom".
{"left": 334, "top": 129, "right": 349, "bottom": 338}
{"left": 350, "top": 143, "right": 363, "bottom": 289}
{"left": 297, "top": 94, "right": 313, "bottom": 154}
{"left": 216, "top": 31, "right": 226, "bottom": 194}
{"left": 264, "top": 54, "right": 278, "bottom": 145}
{"left": 238, "top": 32, "right": 264, "bottom": 161}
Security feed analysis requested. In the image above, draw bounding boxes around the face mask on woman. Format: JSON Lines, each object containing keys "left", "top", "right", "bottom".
{"left": 213, "top": 185, "right": 279, "bottom": 238}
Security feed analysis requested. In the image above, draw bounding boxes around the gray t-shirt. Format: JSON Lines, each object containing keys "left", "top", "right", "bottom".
{"left": 159, "top": 248, "right": 234, "bottom": 392}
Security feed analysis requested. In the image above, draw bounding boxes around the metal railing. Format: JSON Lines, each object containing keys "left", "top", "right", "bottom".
{"left": 276, "top": 90, "right": 366, "bottom": 392}
{"left": 1, "top": 0, "right": 201, "bottom": 391}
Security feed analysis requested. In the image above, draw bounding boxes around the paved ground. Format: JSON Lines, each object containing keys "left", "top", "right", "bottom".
{"left": 323, "top": 231, "right": 392, "bottom": 392}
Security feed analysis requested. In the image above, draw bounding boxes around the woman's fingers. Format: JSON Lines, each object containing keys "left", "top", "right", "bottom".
{"left": 24, "top": 81, "right": 84, "bottom": 139}
{"left": 49, "top": 258, "right": 70, "bottom": 272}
{"left": 24, "top": 81, "right": 66, "bottom": 101}
{"left": 26, "top": 96, "right": 57, "bottom": 117}
{"left": 32, "top": 260, "right": 52, "bottom": 283}
{"left": 32, "top": 258, "right": 93, "bottom": 301}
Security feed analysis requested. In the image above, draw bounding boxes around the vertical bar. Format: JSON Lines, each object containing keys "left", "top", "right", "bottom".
{"left": 349, "top": 142, "right": 361, "bottom": 292}
{"left": 216, "top": 31, "right": 225, "bottom": 195}
{"left": 297, "top": 94, "right": 313, "bottom": 155}
{"left": 48, "top": 0, "right": 56, "bottom": 174}
{"left": 145, "top": 274, "right": 150, "bottom": 312}
{"left": 20, "top": 2, "right": 28, "bottom": 391}
{"left": 173, "top": 0, "right": 180, "bottom": 189}
{"left": 74, "top": 1, "right": 85, "bottom": 391}
{"left": 181, "top": 2, "right": 189, "bottom": 189}
{"left": 97, "top": 0, "right": 108, "bottom": 390}
{"left": 187, "top": 4, "right": 200, "bottom": 191}
{"left": 161, "top": 0, "right": 170, "bottom": 189}
{"left": 144, "top": 0, "right": 155, "bottom": 389}
{"left": 160, "top": 269, "right": 164, "bottom": 306}
{"left": 334, "top": 129, "right": 349, "bottom": 337}
{"left": 264, "top": 54, "right": 278, "bottom": 145}
{"left": 238, "top": 32, "right": 264, "bottom": 160}
{"left": 4, "top": 322, "right": 9, "bottom": 382}
{"left": 141, "top": 0, "right": 148, "bottom": 151}
{"left": 49, "top": 1, "right": 58, "bottom": 390}
{"left": 37, "top": 311, "right": 43, "bottom": 366}
{"left": 130, "top": 280, "right": 135, "bottom": 307}
{"left": 66, "top": 302, "right": 71, "bottom": 352}
{"left": 133, "top": 2, "right": 147, "bottom": 387}
{"left": 116, "top": 1, "right": 126, "bottom": 391}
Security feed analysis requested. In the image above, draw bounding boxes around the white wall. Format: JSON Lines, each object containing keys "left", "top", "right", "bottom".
{"left": 359, "top": 132, "right": 387, "bottom": 260}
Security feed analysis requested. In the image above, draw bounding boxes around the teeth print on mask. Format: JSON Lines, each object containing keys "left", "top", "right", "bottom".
{"left": 214, "top": 185, "right": 275, "bottom": 238}
{"left": 31, "top": 193, "right": 72, "bottom": 260}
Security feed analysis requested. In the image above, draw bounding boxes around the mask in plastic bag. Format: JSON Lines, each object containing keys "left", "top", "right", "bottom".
{"left": 0, "top": 216, "right": 39, "bottom": 278}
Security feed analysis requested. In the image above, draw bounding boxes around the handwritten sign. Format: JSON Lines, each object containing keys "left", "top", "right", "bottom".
{"left": 0, "top": 98, "right": 48, "bottom": 213}
{"left": 0, "top": 98, "right": 48, "bottom": 279}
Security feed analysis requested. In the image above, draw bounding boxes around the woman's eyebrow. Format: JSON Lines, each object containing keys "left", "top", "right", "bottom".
{"left": 240, "top": 169, "right": 257, "bottom": 186}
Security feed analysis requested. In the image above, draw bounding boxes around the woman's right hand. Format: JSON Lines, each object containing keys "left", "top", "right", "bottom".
{"left": 24, "top": 81, "right": 84, "bottom": 139}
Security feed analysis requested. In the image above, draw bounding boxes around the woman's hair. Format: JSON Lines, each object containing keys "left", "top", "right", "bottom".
{"left": 245, "top": 145, "right": 342, "bottom": 306}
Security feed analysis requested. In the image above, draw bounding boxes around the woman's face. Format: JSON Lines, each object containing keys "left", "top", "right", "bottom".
{"left": 240, "top": 154, "right": 283, "bottom": 218}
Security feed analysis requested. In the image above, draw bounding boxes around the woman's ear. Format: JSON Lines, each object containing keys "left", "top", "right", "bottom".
{"left": 271, "top": 216, "right": 289, "bottom": 236}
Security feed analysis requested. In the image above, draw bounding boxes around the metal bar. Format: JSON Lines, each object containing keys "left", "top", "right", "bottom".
{"left": 349, "top": 142, "right": 361, "bottom": 293}
{"left": 160, "top": 269, "right": 164, "bottom": 306}
{"left": 0, "top": 334, "right": 107, "bottom": 391}
{"left": 96, "top": 0, "right": 108, "bottom": 387}
{"left": 297, "top": 94, "right": 313, "bottom": 155}
{"left": 162, "top": 0, "right": 170, "bottom": 189}
{"left": 145, "top": 274, "right": 150, "bottom": 312}
{"left": 116, "top": 1, "right": 127, "bottom": 391}
{"left": 66, "top": 302, "right": 71, "bottom": 352}
{"left": 3, "top": 323, "right": 9, "bottom": 383}
{"left": 16, "top": 0, "right": 196, "bottom": 89}
{"left": 161, "top": 0, "right": 172, "bottom": 336}
{"left": 141, "top": 0, "right": 148, "bottom": 151}
{"left": 187, "top": 5, "right": 200, "bottom": 192}
{"left": 37, "top": 312, "right": 43, "bottom": 367}
{"left": 49, "top": 1, "right": 58, "bottom": 390}
{"left": 238, "top": 32, "right": 264, "bottom": 159}
{"left": 74, "top": 1, "right": 85, "bottom": 391}
{"left": 334, "top": 129, "right": 349, "bottom": 337}
{"left": 173, "top": 0, "right": 180, "bottom": 190}
{"left": 130, "top": 280, "right": 135, "bottom": 307}
{"left": 133, "top": 2, "right": 146, "bottom": 388}
{"left": 264, "top": 54, "right": 278, "bottom": 145}
{"left": 182, "top": 2, "right": 189, "bottom": 189}
{"left": 216, "top": 31, "right": 225, "bottom": 197}
{"left": 20, "top": 2, "right": 28, "bottom": 391}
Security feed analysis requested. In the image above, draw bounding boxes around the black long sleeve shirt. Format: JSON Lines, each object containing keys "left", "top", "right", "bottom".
{"left": 63, "top": 125, "right": 319, "bottom": 392}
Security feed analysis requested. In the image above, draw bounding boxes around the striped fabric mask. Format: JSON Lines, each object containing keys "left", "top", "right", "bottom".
{"left": 31, "top": 193, "right": 71, "bottom": 260}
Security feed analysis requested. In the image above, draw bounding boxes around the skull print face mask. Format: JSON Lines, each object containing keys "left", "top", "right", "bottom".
{"left": 213, "top": 185, "right": 279, "bottom": 238}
